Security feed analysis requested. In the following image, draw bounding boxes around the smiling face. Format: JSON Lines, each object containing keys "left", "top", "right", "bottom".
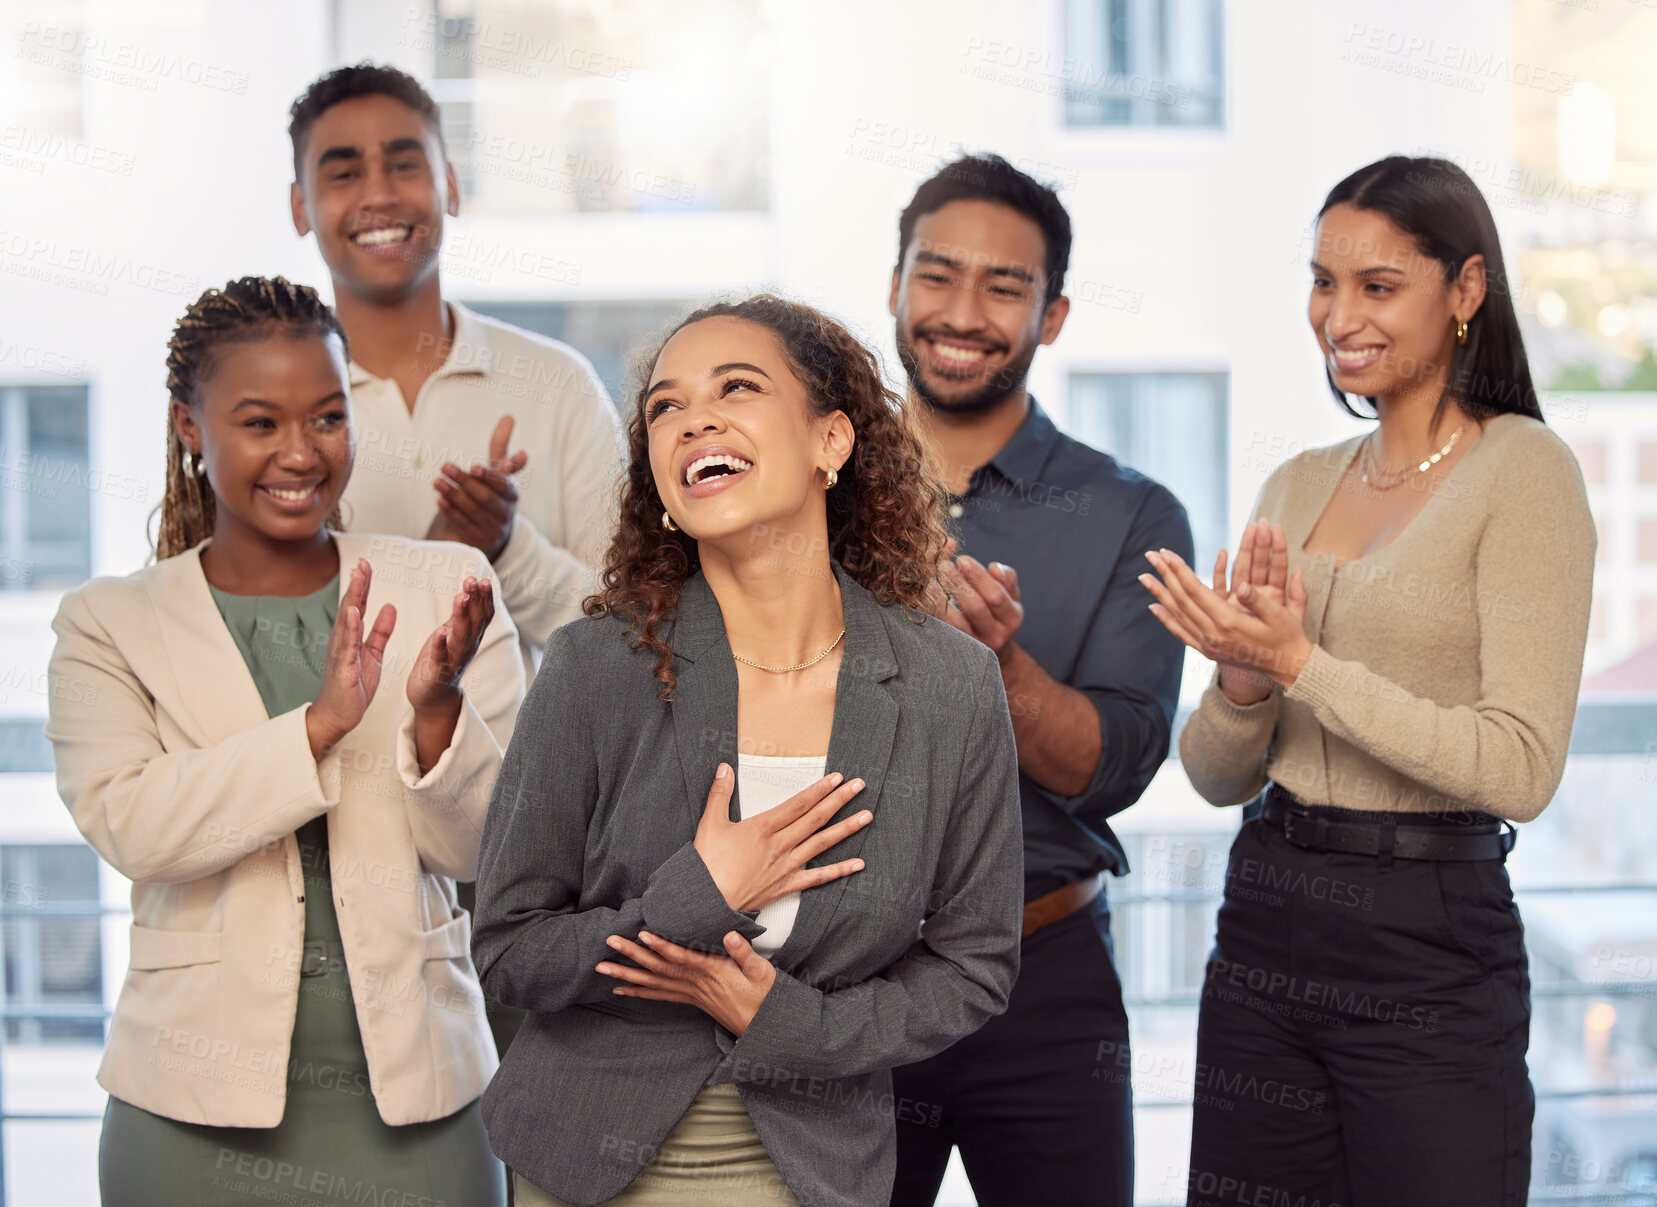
{"left": 890, "top": 198, "right": 1069, "bottom": 415}
{"left": 289, "top": 93, "right": 459, "bottom": 306}
{"left": 1309, "top": 203, "right": 1484, "bottom": 404}
{"left": 643, "top": 316, "right": 850, "bottom": 549}
{"left": 171, "top": 332, "right": 354, "bottom": 546}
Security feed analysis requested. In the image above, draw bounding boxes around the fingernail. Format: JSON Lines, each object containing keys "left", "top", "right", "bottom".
{"left": 857, "top": 811, "right": 872, "bottom": 823}
{"left": 605, "top": 936, "right": 621, "bottom": 949}
{"left": 716, "top": 763, "right": 730, "bottom": 779}
{"left": 851, "top": 860, "right": 865, "bottom": 870}
{"left": 639, "top": 932, "right": 655, "bottom": 943}
{"left": 829, "top": 772, "right": 843, "bottom": 785}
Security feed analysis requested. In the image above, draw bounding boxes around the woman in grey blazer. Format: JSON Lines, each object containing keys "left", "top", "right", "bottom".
{"left": 472, "top": 295, "right": 1024, "bottom": 1207}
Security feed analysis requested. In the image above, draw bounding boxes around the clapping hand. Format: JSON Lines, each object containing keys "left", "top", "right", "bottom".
{"left": 1139, "top": 520, "right": 1312, "bottom": 700}
{"left": 927, "top": 539, "right": 1023, "bottom": 662}
{"left": 306, "top": 558, "right": 397, "bottom": 759}
{"left": 425, "top": 415, "right": 530, "bottom": 562}
{"left": 405, "top": 574, "right": 496, "bottom": 774}
{"left": 406, "top": 574, "right": 495, "bottom": 716}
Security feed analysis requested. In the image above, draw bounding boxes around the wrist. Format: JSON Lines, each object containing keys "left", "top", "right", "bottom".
{"left": 1266, "top": 638, "right": 1314, "bottom": 691}
{"left": 304, "top": 704, "right": 346, "bottom": 760}
{"left": 486, "top": 520, "right": 514, "bottom": 564}
{"left": 410, "top": 687, "right": 463, "bottom": 723}
{"left": 1217, "top": 667, "right": 1272, "bottom": 706}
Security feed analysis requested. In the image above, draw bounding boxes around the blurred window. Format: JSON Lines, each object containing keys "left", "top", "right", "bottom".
{"left": 463, "top": 298, "right": 691, "bottom": 407}
{"left": 0, "top": 385, "right": 92, "bottom": 591}
{"left": 1067, "top": 371, "right": 1229, "bottom": 572}
{"left": 425, "top": 0, "right": 769, "bottom": 214}
{"left": 2, "top": 844, "right": 103, "bottom": 1044}
{"left": 1061, "top": 0, "right": 1224, "bottom": 128}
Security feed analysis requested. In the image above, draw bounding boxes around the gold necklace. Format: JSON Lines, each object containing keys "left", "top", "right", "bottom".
{"left": 1360, "top": 423, "right": 1466, "bottom": 490}
{"left": 732, "top": 628, "right": 846, "bottom": 673}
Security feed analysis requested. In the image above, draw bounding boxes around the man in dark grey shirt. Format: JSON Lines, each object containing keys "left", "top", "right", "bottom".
{"left": 887, "top": 154, "right": 1193, "bottom": 1207}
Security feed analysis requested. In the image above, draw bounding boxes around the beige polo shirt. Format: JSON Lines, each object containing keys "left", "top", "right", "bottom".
{"left": 341, "top": 301, "right": 624, "bottom": 674}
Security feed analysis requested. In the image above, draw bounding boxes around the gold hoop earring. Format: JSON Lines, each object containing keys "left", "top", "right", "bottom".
{"left": 1455, "top": 318, "right": 1469, "bottom": 346}
{"left": 662, "top": 511, "right": 679, "bottom": 532}
{"left": 823, "top": 467, "right": 838, "bottom": 490}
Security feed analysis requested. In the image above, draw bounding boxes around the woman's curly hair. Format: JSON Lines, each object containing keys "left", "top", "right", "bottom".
{"left": 585, "top": 295, "right": 950, "bottom": 698}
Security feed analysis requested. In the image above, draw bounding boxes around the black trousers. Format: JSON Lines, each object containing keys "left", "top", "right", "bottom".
{"left": 1188, "top": 815, "right": 1533, "bottom": 1207}
{"left": 890, "top": 892, "right": 1133, "bottom": 1207}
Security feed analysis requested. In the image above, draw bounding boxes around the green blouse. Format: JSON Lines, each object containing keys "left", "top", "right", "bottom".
{"left": 206, "top": 575, "right": 340, "bottom": 958}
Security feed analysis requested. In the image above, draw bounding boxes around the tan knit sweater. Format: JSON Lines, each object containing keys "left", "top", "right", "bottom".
{"left": 1179, "top": 413, "right": 1594, "bottom": 824}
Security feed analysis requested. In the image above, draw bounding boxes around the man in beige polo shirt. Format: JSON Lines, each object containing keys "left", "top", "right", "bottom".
{"left": 287, "top": 62, "right": 622, "bottom": 677}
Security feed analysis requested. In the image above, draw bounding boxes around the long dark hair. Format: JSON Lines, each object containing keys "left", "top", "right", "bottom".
{"left": 154, "top": 276, "right": 349, "bottom": 559}
{"left": 586, "top": 294, "right": 950, "bottom": 699}
{"left": 1317, "top": 156, "right": 1542, "bottom": 427}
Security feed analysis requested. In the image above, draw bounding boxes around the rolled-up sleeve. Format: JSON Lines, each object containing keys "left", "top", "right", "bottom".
{"left": 1026, "top": 485, "right": 1193, "bottom": 825}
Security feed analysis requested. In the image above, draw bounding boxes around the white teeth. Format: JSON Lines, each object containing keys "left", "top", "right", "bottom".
{"left": 930, "top": 343, "right": 989, "bottom": 363}
{"left": 263, "top": 485, "right": 316, "bottom": 502}
{"left": 684, "top": 453, "right": 753, "bottom": 486}
{"left": 353, "top": 226, "right": 411, "bottom": 246}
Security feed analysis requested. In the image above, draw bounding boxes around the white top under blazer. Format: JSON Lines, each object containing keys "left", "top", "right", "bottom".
{"left": 736, "top": 753, "right": 828, "bottom": 956}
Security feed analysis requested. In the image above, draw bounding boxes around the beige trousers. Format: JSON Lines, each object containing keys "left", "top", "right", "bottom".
{"left": 513, "top": 1083, "right": 800, "bottom": 1206}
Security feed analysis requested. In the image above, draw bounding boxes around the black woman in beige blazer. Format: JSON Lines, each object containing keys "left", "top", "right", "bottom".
{"left": 473, "top": 296, "right": 1024, "bottom": 1207}
{"left": 47, "top": 278, "right": 524, "bottom": 1207}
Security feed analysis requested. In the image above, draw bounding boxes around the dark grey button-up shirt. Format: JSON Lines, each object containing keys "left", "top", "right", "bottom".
{"left": 948, "top": 400, "right": 1193, "bottom": 900}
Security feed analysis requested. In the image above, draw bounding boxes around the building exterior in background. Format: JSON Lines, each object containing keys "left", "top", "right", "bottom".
{"left": 1, "top": 0, "right": 1653, "bottom": 1203}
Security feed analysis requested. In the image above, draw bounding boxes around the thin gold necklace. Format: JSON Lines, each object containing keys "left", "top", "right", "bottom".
{"left": 732, "top": 628, "right": 846, "bottom": 673}
{"left": 1360, "top": 423, "right": 1466, "bottom": 490}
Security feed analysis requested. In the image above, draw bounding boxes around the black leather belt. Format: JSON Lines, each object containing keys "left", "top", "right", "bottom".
{"left": 1260, "top": 784, "right": 1515, "bottom": 862}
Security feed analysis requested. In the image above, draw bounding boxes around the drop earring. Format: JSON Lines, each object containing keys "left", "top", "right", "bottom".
{"left": 663, "top": 511, "right": 679, "bottom": 532}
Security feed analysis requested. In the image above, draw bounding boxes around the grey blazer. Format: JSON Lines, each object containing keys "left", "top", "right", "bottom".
{"left": 472, "top": 564, "right": 1023, "bottom": 1207}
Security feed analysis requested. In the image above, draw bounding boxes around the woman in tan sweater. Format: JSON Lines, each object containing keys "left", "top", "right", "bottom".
{"left": 1142, "top": 157, "right": 1593, "bottom": 1207}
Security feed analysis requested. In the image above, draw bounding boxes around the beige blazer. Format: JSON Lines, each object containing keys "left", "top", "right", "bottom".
{"left": 44, "top": 532, "right": 525, "bottom": 1128}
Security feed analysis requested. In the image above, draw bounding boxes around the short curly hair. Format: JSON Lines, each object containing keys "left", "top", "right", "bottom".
{"left": 586, "top": 295, "right": 951, "bottom": 698}
{"left": 288, "top": 62, "right": 444, "bottom": 181}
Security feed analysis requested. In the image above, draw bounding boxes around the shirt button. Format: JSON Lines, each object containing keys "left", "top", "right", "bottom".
{"left": 948, "top": 503, "right": 964, "bottom": 519}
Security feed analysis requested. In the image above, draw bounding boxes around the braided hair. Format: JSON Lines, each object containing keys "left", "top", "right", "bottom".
{"left": 155, "top": 276, "right": 350, "bottom": 560}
